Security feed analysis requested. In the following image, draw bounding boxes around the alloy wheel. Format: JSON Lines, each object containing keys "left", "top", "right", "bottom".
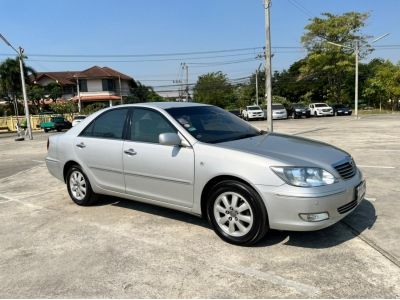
{"left": 69, "top": 170, "right": 87, "bottom": 201}
{"left": 213, "top": 192, "right": 254, "bottom": 237}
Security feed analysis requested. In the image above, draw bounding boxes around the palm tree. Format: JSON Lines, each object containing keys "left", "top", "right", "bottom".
{"left": 0, "top": 57, "right": 36, "bottom": 117}
{"left": 0, "top": 57, "right": 36, "bottom": 102}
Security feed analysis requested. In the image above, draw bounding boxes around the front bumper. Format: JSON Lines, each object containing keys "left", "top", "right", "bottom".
{"left": 316, "top": 110, "right": 333, "bottom": 116}
{"left": 248, "top": 114, "right": 264, "bottom": 119}
{"left": 255, "top": 169, "right": 365, "bottom": 231}
{"left": 273, "top": 113, "right": 287, "bottom": 119}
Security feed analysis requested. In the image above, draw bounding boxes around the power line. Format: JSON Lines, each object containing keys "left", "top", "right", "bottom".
{"left": 286, "top": 0, "right": 313, "bottom": 18}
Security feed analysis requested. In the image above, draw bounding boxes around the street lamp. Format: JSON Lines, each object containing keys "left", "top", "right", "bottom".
{"left": 0, "top": 33, "right": 33, "bottom": 140}
{"left": 326, "top": 33, "right": 389, "bottom": 119}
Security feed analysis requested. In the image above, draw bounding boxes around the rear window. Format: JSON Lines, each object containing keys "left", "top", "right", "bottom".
{"left": 272, "top": 104, "right": 285, "bottom": 109}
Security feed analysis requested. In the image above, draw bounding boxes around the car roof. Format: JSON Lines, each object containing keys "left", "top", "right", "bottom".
{"left": 131, "top": 102, "right": 210, "bottom": 109}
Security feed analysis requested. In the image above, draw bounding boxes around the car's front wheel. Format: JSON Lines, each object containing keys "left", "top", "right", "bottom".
{"left": 207, "top": 180, "right": 268, "bottom": 245}
{"left": 66, "top": 165, "right": 98, "bottom": 206}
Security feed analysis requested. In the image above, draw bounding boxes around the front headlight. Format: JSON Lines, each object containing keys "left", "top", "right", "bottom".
{"left": 271, "top": 167, "right": 338, "bottom": 187}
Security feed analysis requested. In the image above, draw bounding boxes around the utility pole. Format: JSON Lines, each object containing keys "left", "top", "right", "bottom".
{"left": 18, "top": 47, "right": 33, "bottom": 140}
{"left": 0, "top": 33, "right": 33, "bottom": 140}
{"left": 75, "top": 77, "right": 81, "bottom": 113}
{"left": 255, "top": 63, "right": 262, "bottom": 106}
{"left": 118, "top": 75, "right": 123, "bottom": 104}
{"left": 354, "top": 41, "right": 359, "bottom": 119}
{"left": 183, "top": 63, "right": 189, "bottom": 102}
{"left": 264, "top": 0, "right": 273, "bottom": 132}
{"left": 255, "top": 69, "right": 259, "bottom": 106}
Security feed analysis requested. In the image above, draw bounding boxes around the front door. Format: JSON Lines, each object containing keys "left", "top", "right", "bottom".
{"left": 123, "top": 107, "right": 194, "bottom": 208}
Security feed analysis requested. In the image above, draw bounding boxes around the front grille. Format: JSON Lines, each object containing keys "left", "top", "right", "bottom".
{"left": 337, "top": 199, "right": 357, "bottom": 214}
{"left": 334, "top": 161, "right": 356, "bottom": 180}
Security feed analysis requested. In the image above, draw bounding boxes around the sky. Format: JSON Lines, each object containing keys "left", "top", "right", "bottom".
{"left": 0, "top": 0, "right": 399, "bottom": 95}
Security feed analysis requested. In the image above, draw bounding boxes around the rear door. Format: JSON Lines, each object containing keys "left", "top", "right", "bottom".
{"left": 74, "top": 108, "right": 128, "bottom": 193}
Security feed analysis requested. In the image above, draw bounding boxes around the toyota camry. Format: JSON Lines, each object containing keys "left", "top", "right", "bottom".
{"left": 46, "top": 102, "right": 365, "bottom": 245}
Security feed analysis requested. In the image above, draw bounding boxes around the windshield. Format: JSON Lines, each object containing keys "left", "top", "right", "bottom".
{"left": 74, "top": 116, "right": 86, "bottom": 120}
{"left": 272, "top": 104, "right": 285, "bottom": 109}
{"left": 166, "top": 106, "right": 262, "bottom": 144}
{"left": 247, "top": 106, "right": 261, "bottom": 111}
{"left": 315, "top": 103, "right": 328, "bottom": 108}
{"left": 335, "top": 104, "right": 346, "bottom": 108}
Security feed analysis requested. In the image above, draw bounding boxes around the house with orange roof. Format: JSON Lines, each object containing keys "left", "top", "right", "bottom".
{"left": 34, "top": 66, "right": 135, "bottom": 107}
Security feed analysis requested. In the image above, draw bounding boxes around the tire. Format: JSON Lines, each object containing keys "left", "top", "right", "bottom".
{"left": 44, "top": 128, "right": 49, "bottom": 133}
{"left": 206, "top": 180, "right": 269, "bottom": 246}
{"left": 314, "top": 112, "right": 317, "bottom": 117}
{"left": 66, "top": 165, "right": 98, "bottom": 206}
{"left": 56, "top": 128, "right": 62, "bottom": 132}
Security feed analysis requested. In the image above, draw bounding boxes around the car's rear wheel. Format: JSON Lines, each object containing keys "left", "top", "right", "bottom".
{"left": 66, "top": 165, "right": 98, "bottom": 206}
{"left": 207, "top": 180, "right": 268, "bottom": 245}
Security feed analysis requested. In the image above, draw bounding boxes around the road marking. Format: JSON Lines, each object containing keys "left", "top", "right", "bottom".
{"left": 364, "top": 197, "right": 376, "bottom": 202}
{"left": 358, "top": 165, "right": 395, "bottom": 169}
{"left": 32, "top": 159, "right": 45, "bottom": 163}
{"left": 354, "top": 149, "right": 400, "bottom": 152}
{"left": 223, "top": 265, "right": 320, "bottom": 297}
{"left": 0, "top": 165, "right": 43, "bottom": 182}
{"left": 293, "top": 127, "right": 327, "bottom": 135}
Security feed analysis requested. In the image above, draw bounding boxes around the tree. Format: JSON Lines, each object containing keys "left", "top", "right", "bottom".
{"left": 45, "top": 82, "right": 62, "bottom": 101}
{"left": 300, "top": 12, "right": 371, "bottom": 103}
{"left": 49, "top": 101, "right": 77, "bottom": 119}
{"left": 125, "top": 81, "right": 164, "bottom": 103}
{"left": 193, "top": 72, "right": 235, "bottom": 108}
{"left": 363, "top": 60, "right": 400, "bottom": 110}
{"left": 0, "top": 57, "right": 36, "bottom": 101}
{"left": 27, "top": 84, "right": 45, "bottom": 114}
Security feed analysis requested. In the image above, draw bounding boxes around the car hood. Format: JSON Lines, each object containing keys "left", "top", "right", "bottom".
{"left": 217, "top": 133, "right": 350, "bottom": 169}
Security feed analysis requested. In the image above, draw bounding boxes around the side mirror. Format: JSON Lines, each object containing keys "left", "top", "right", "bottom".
{"left": 159, "top": 132, "right": 182, "bottom": 146}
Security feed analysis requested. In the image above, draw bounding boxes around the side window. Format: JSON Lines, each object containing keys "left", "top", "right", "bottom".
{"left": 81, "top": 108, "right": 128, "bottom": 139}
{"left": 130, "top": 108, "right": 176, "bottom": 143}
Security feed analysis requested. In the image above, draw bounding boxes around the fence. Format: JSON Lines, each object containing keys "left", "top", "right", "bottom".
{"left": 0, "top": 115, "right": 73, "bottom": 132}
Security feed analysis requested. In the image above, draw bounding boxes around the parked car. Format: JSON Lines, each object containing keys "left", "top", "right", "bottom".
{"left": 332, "top": 104, "right": 352, "bottom": 116}
{"left": 46, "top": 102, "right": 365, "bottom": 245}
{"left": 228, "top": 109, "right": 241, "bottom": 118}
{"left": 241, "top": 105, "right": 265, "bottom": 121}
{"left": 271, "top": 103, "right": 288, "bottom": 120}
{"left": 72, "top": 115, "right": 87, "bottom": 127}
{"left": 309, "top": 103, "right": 334, "bottom": 117}
{"left": 287, "top": 103, "right": 311, "bottom": 119}
{"left": 40, "top": 116, "right": 72, "bottom": 132}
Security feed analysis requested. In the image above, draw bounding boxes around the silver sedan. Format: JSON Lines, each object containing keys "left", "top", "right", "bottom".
{"left": 46, "top": 102, "right": 365, "bottom": 245}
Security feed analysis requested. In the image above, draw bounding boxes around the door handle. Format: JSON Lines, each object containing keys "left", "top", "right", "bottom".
{"left": 124, "top": 148, "right": 137, "bottom": 156}
{"left": 76, "top": 142, "right": 86, "bottom": 148}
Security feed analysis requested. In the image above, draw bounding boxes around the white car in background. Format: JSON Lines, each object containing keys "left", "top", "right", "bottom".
{"left": 72, "top": 115, "right": 87, "bottom": 127}
{"left": 241, "top": 105, "right": 265, "bottom": 121}
{"left": 309, "top": 103, "right": 334, "bottom": 117}
{"left": 272, "top": 103, "right": 288, "bottom": 120}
